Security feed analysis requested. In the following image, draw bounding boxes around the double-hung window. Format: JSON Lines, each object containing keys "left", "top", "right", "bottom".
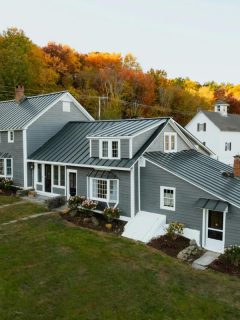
{"left": 0, "top": 158, "right": 13, "bottom": 177}
{"left": 160, "top": 186, "right": 176, "bottom": 211}
{"left": 90, "top": 178, "right": 118, "bottom": 203}
{"left": 164, "top": 133, "right": 177, "bottom": 153}
{"left": 53, "top": 165, "right": 65, "bottom": 187}
{"left": 197, "top": 123, "right": 206, "bottom": 132}
{"left": 225, "top": 142, "right": 231, "bottom": 151}
{"left": 37, "top": 164, "right": 42, "bottom": 183}
{"left": 8, "top": 131, "right": 14, "bottom": 143}
{"left": 100, "top": 140, "right": 120, "bottom": 159}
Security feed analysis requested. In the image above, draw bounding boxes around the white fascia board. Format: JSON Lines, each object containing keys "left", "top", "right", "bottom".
{"left": 27, "top": 159, "right": 130, "bottom": 171}
{"left": 169, "top": 119, "right": 196, "bottom": 150}
{"left": 144, "top": 157, "right": 240, "bottom": 210}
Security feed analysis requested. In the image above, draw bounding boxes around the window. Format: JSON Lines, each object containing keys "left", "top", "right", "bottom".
{"left": 62, "top": 101, "right": 70, "bottom": 112}
{"left": 0, "top": 158, "right": 13, "bottom": 177}
{"left": 37, "top": 164, "right": 42, "bottom": 183}
{"left": 8, "top": 131, "right": 14, "bottom": 143}
{"left": 90, "top": 178, "right": 119, "bottom": 203}
{"left": 160, "top": 186, "right": 176, "bottom": 211}
{"left": 225, "top": 142, "right": 232, "bottom": 151}
{"left": 164, "top": 133, "right": 177, "bottom": 153}
{"left": 53, "top": 165, "right": 65, "bottom": 187}
{"left": 197, "top": 123, "right": 206, "bottom": 132}
{"left": 100, "top": 140, "right": 120, "bottom": 159}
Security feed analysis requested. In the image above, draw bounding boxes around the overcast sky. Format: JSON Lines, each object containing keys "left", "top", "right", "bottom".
{"left": 1, "top": 0, "right": 240, "bottom": 84}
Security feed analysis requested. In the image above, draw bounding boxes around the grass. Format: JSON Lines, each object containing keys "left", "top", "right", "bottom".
{"left": 0, "top": 202, "right": 47, "bottom": 224}
{"left": 0, "top": 195, "right": 21, "bottom": 206}
{"left": 0, "top": 214, "right": 240, "bottom": 319}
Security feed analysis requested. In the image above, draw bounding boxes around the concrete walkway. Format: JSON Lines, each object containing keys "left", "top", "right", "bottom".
{"left": 0, "top": 211, "right": 54, "bottom": 226}
{"left": 192, "top": 251, "right": 220, "bottom": 270}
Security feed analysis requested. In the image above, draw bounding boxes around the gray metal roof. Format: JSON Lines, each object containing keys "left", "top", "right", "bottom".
{"left": 0, "top": 91, "right": 67, "bottom": 130}
{"left": 144, "top": 150, "right": 240, "bottom": 208}
{"left": 0, "top": 152, "right": 12, "bottom": 158}
{"left": 195, "top": 198, "right": 228, "bottom": 212}
{"left": 215, "top": 100, "right": 229, "bottom": 105}
{"left": 29, "top": 119, "right": 168, "bottom": 169}
{"left": 87, "top": 118, "right": 165, "bottom": 138}
{"left": 202, "top": 111, "right": 240, "bottom": 132}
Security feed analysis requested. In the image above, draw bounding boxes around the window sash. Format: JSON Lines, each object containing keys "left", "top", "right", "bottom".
{"left": 53, "top": 165, "right": 65, "bottom": 187}
{"left": 160, "top": 187, "right": 175, "bottom": 211}
{"left": 0, "top": 158, "right": 13, "bottom": 177}
{"left": 37, "top": 164, "right": 42, "bottom": 183}
{"left": 90, "top": 178, "right": 118, "bottom": 203}
{"left": 100, "top": 140, "right": 120, "bottom": 159}
{"left": 164, "top": 133, "right": 176, "bottom": 152}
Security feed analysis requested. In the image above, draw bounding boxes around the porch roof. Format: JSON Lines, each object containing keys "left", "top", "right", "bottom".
{"left": 195, "top": 198, "right": 228, "bottom": 212}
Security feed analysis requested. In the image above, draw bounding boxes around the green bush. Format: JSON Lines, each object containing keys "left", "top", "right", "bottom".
{"left": 224, "top": 246, "right": 240, "bottom": 267}
{"left": 103, "top": 207, "right": 120, "bottom": 222}
{"left": 167, "top": 221, "right": 185, "bottom": 240}
{"left": 67, "top": 196, "right": 86, "bottom": 210}
{"left": 0, "top": 178, "right": 14, "bottom": 192}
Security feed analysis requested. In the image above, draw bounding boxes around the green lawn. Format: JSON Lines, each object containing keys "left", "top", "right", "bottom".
{"left": 0, "top": 215, "right": 240, "bottom": 319}
{"left": 0, "top": 202, "right": 47, "bottom": 224}
{"left": 0, "top": 195, "right": 21, "bottom": 206}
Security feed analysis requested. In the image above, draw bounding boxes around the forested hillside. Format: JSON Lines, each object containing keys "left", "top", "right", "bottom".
{"left": 1, "top": 28, "right": 240, "bottom": 125}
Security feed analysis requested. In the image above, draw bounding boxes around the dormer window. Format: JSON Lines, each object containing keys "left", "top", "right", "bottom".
{"left": 164, "top": 133, "right": 177, "bottom": 153}
{"left": 99, "top": 140, "right": 120, "bottom": 159}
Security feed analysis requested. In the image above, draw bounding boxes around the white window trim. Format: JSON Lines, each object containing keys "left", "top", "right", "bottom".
{"left": 89, "top": 177, "right": 119, "bottom": 204}
{"left": 99, "top": 139, "right": 121, "bottom": 160}
{"left": 0, "top": 158, "right": 13, "bottom": 178}
{"left": 163, "top": 132, "right": 177, "bottom": 153}
{"left": 52, "top": 165, "right": 66, "bottom": 189}
{"left": 8, "top": 131, "right": 14, "bottom": 143}
{"left": 160, "top": 186, "right": 176, "bottom": 211}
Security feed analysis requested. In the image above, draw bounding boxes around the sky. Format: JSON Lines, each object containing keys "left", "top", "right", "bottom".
{"left": 1, "top": 0, "right": 240, "bottom": 84}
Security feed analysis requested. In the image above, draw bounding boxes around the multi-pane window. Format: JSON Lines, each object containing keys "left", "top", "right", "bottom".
{"left": 100, "top": 140, "right": 120, "bottom": 159}
{"left": 225, "top": 142, "right": 231, "bottom": 151}
{"left": 90, "top": 178, "right": 118, "bottom": 203}
{"left": 160, "top": 186, "right": 176, "bottom": 211}
{"left": 164, "top": 133, "right": 177, "bottom": 153}
{"left": 53, "top": 165, "right": 65, "bottom": 187}
{"left": 8, "top": 131, "right": 14, "bottom": 143}
{"left": 0, "top": 158, "right": 13, "bottom": 177}
{"left": 197, "top": 123, "right": 206, "bottom": 132}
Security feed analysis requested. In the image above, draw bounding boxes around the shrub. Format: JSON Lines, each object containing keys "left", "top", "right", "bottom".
{"left": 67, "top": 195, "right": 86, "bottom": 210}
{"left": 103, "top": 207, "right": 120, "bottom": 222}
{"left": 0, "top": 178, "right": 14, "bottom": 192}
{"left": 224, "top": 245, "right": 240, "bottom": 267}
{"left": 167, "top": 221, "right": 185, "bottom": 240}
{"left": 81, "top": 199, "right": 98, "bottom": 211}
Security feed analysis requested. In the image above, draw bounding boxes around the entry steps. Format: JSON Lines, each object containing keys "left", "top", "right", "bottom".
{"left": 122, "top": 211, "right": 166, "bottom": 243}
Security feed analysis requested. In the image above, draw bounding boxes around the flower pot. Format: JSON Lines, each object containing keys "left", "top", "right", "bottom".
{"left": 105, "top": 223, "right": 112, "bottom": 230}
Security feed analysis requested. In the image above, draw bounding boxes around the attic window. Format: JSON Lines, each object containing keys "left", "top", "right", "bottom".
{"left": 164, "top": 133, "right": 177, "bottom": 153}
{"left": 63, "top": 101, "right": 70, "bottom": 112}
{"left": 197, "top": 123, "right": 206, "bottom": 132}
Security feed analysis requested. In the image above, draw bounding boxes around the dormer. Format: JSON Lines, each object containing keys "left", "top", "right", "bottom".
{"left": 214, "top": 100, "right": 229, "bottom": 116}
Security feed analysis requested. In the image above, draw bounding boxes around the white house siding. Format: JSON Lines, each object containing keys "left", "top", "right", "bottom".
{"left": 219, "top": 131, "right": 240, "bottom": 165}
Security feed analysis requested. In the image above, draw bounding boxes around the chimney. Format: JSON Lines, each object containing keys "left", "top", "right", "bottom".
{"left": 233, "top": 155, "right": 240, "bottom": 178}
{"left": 15, "top": 85, "right": 25, "bottom": 103}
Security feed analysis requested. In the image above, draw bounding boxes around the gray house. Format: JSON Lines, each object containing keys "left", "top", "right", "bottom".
{"left": 2, "top": 89, "right": 240, "bottom": 253}
{"left": 0, "top": 86, "right": 93, "bottom": 188}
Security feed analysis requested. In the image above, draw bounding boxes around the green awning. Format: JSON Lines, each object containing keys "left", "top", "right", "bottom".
{"left": 87, "top": 170, "right": 117, "bottom": 180}
{"left": 195, "top": 198, "right": 228, "bottom": 212}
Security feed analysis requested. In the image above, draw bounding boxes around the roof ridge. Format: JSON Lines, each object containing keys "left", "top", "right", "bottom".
{"left": 68, "top": 117, "right": 170, "bottom": 124}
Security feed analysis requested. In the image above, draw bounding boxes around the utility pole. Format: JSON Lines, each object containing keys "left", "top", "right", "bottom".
{"left": 98, "top": 96, "right": 108, "bottom": 120}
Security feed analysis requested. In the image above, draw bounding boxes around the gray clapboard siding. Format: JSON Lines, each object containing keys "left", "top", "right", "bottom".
{"left": 36, "top": 184, "right": 43, "bottom": 191}
{"left": 27, "top": 101, "right": 89, "bottom": 156}
{"left": 132, "top": 127, "right": 157, "bottom": 156}
{"left": 134, "top": 163, "right": 139, "bottom": 214}
{"left": 121, "top": 139, "right": 129, "bottom": 158}
{"left": 0, "top": 130, "right": 24, "bottom": 186}
{"left": 52, "top": 187, "right": 65, "bottom": 195}
{"left": 140, "top": 160, "right": 240, "bottom": 247}
{"left": 91, "top": 140, "right": 99, "bottom": 157}
{"left": 67, "top": 166, "right": 131, "bottom": 217}
{"left": 27, "top": 163, "right": 33, "bottom": 187}
{"left": 147, "top": 123, "right": 189, "bottom": 152}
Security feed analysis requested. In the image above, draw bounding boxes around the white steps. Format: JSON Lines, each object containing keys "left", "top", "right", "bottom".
{"left": 122, "top": 211, "right": 166, "bottom": 243}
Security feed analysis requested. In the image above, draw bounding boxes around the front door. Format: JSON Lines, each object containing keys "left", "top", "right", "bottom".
{"left": 205, "top": 210, "right": 225, "bottom": 253}
{"left": 45, "top": 165, "right": 52, "bottom": 193}
{"left": 67, "top": 170, "right": 77, "bottom": 197}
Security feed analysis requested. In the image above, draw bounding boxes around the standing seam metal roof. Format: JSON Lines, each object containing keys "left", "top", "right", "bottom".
{"left": 202, "top": 111, "right": 240, "bottom": 132}
{"left": 144, "top": 150, "right": 240, "bottom": 208}
{"left": 29, "top": 119, "right": 168, "bottom": 168}
{"left": 0, "top": 91, "right": 67, "bottom": 130}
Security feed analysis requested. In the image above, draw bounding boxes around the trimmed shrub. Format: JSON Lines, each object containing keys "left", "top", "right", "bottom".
{"left": 224, "top": 245, "right": 240, "bottom": 267}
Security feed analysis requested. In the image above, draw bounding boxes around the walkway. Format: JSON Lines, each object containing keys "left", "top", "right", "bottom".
{"left": 0, "top": 211, "right": 54, "bottom": 226}
{"left": 192, "top": 251, "right": 220, "bottom": 270}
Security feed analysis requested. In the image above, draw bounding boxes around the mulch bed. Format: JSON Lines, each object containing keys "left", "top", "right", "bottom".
{"left": 210, "top": 255, "right": 240, "bottom": 277}
{"left": 61, "top": 210, "right": 126, "bottom": 235}
{"left": 148, "top": 234, "right": 190, "bottom": 258}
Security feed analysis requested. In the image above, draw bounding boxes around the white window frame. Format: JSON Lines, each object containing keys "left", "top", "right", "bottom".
{"left": 163, "top": 132, "right": 177, "bottom": 153}
{"left": 62, "top": 101, "right": 71, "bottom": 112}
{"left": 53, "top": 165, "right": 66, "bottom": 188}
{"left": 0, "top": 158, "right": 13, "bottom": 178}
{"left": 89, "top": 177, "right": 119, "bottom": 203}
{"left": 8, "top": 131, "right": 14, "bottom": 143}
{"left": 160, "top": 186, "right": 176, "bottom": 211}
{"left": 99, "top": 139, "right": 121, "bottom": 159}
